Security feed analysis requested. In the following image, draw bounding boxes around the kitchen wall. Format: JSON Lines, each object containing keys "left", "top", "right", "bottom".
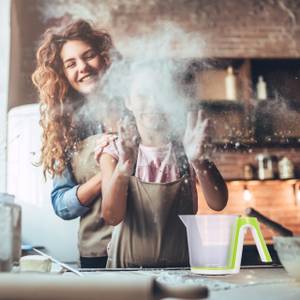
{"left": 208, "top": 146, "right": 300, "bottom": 240}
{"left": 197, "top": 179, "right": 300, "bottom": 241}
{"left": 0, "top": 0, "right": 11, "bottom": 192}
{"left": 9, "top": 0, "right": 300, "bottom": 242}
{"left": 109, "top": 0, "right": 300, "bottom": 58}
{"left": 10, "top": 0, "right": 300, "bottom": 109}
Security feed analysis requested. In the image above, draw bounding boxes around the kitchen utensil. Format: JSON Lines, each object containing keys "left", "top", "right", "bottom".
{"left": 180, "top": 215, "right": 272, "bottom": 275}
{"left": 245, "top": 207, "right": 293, "bottom": 237}
{"left": 273, "top": 236, "right": 300, "bottom": 280}
{"left": 0, "top": 273, "right": 209, "bottom": 299}
{"left": 32, "top": 248, "right": 83, "bottom": 277}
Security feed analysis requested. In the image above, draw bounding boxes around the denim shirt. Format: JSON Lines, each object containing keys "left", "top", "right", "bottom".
{"left": 51, "top": 165, "right": 90, "bottom": 220}
{"left": 50, "top": 116, "right": 100, "bottom": 220}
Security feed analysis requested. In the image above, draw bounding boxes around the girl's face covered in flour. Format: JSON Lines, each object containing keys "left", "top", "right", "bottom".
{"left": 127, "top": 67, "right": 170, "bottom": 132}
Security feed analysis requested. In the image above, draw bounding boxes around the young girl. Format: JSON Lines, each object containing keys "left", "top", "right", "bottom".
{"left": 32, "top": 19, "right": 121, "bottom": 268}
{"left": 100, "top": 62, "right": 228, "bottom": 268}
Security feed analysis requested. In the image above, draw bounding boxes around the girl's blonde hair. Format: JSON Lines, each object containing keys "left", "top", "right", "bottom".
{"left": 32, "top": 19, "right": 116, "bottom": 176}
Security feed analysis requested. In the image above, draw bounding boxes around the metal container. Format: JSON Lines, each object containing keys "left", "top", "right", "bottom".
{"left": 0, "top": 193, "right": 21, "bottom": 271}
{"left": 278, "top": 156, "right": 294, "bottom": 179}
{"left": 256, "top": 154, "right": 274, "bottom": 180}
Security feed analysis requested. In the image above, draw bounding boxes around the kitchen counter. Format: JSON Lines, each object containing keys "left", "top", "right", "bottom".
{"left": 0, "top": 266, "right": 299, "bottom": 299}
{"left": 78, "top": 266, "right": 300, "bottom": 299}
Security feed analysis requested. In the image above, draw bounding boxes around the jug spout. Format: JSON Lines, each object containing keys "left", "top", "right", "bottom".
{"left": 179, "top": 215, "right": 191, "bottom": 227}
{"left": 179, "top": 215, "right": 199, "bottom": 230}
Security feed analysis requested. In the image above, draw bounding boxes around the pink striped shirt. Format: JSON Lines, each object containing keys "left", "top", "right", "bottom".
{"left": 103, "top": 140, "right": 198, "bottom": 209}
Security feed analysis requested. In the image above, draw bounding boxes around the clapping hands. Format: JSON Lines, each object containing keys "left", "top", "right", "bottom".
{"left": 183, "top": 110, "right": 212, "bottom": 164}
{"left": 116, "top": 115, "right": 140, "bottom": 176}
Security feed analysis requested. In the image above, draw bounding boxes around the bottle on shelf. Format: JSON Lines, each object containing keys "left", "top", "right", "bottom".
{"left": 243, "top": 164, "right": 254, "bottom": 180}
{"left": 256, "top": 154, "right": 274, "bottom": 180}
{"left": 225, "top": 66, "right": 237, "bottom": 101}
{"left": 278, "top": 156, "right": 294, "bottom": 179}
{"left": 256, "top": 75, "right": 267, "bottom": 100}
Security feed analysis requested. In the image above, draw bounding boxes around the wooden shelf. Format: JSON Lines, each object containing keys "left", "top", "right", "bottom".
{"left": 227, "top": 178, "right": 299, "bottom": 186}
{"left": 188, "top": 58, "right": 300, "bottom": 148}
{"left": 189, "top": 58, "right": 245, "bottom": 71}
{"left": 213, "top": 139, "right": 300, "bottom": 150}
{"left": 197, "top": 100, "right": 244, "bottom": 111}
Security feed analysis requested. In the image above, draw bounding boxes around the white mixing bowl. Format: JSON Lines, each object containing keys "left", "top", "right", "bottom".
{"left": 273, "top": 236, "right": 300, "bottom": 280}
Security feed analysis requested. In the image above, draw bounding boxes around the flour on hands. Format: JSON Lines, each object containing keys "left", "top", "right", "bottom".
{"left": 116, "top": 115, "right": 140, "bottom": 176}
{"left": 183, "top": 110, "right": 212, "bottom": 163}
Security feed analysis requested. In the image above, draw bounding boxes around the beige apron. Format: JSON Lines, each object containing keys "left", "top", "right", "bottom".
{"left": 107, "top": 174, "right": 194, "bottom": 268}
{"left": 71, "top": 134, "right": 113, "bottom": 257}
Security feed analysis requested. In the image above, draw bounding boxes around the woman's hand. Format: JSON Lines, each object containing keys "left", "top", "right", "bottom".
{"left": 100, "top": 116, "right": 139, "bottom": 226}
{"left": 183, "top": 110, "right": 212, "bottom": 164}
{"left": 116, "top": 116, "right": 139, "bottom": 176}
{"left": 94, "top": 133, "right": 118, "bottom": 165}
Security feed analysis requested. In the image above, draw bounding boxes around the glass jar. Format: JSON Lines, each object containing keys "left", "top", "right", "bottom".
{"left": 0, "top": 193, "right": 21, "bottom": 271}
{"left": 278, "top": 157, "right": 294, "bottom": 179}
{"left": 243, "top": 164, "right": 254, "bottom": 180}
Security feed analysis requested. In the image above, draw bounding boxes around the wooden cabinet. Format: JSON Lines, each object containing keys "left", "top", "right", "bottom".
{"left": 189, "top": 58, "right": 300, "bottom": 146}
{"left": 198, "top": 100, "right": 249, "bottom": 144}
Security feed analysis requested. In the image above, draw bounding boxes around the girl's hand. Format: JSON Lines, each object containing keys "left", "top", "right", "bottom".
{"left": 183, "top": 110, "right": 212, "bottom": 163}
{"left": 116, "top": 116, "right": 139, "bottom": 176}
{"left": 94, "top": 133, "right": 118, "bottom": 165}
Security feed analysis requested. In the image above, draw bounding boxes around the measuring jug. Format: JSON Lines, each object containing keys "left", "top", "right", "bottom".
{"left": 179, "top": 215, "right": 272, "bottom": 275}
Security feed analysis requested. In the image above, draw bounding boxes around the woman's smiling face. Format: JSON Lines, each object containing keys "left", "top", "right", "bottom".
{"left": 60, "top": 39, "right": 105, "bottom": 94}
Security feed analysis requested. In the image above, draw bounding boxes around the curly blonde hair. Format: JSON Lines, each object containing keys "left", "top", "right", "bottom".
{"left": 32, "top": 19, "right": 116, "bottom": 176}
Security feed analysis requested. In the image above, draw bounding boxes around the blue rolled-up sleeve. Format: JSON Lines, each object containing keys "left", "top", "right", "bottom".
{"left": 51, "top": 166, "right": 90, "bottom": 220}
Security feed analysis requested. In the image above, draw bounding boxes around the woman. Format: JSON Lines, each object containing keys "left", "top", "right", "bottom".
{"left": 32, "top": 19, "right": 121, "bottom": 268}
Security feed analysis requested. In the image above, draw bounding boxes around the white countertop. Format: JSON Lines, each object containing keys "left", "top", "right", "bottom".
{"left": 75, "top": 266, "right": 300, "bottom": 300}
{"left": 0, "top": 266, "right": 299, "bottom": 300}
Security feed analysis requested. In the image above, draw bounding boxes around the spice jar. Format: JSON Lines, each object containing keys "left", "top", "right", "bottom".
{"left": 278, "top": 157, "right": 294, "bottom": 179}
{"left": 244, "top": 164, "right": 254, "bottom": 180}
{"left": 256, "top": 154, "right": 274, "bottom": 180}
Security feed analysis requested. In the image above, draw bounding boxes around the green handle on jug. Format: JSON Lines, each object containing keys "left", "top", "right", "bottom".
{"left": 243, "top": 217, "right": 272, "bottom": 263}
{"left": 228, "top": 216, "right": 272, "bottom": 270}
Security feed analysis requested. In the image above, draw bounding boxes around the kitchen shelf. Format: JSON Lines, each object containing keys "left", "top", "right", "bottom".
{"left": 198, "top": 100, "right": 244, "bottom": 112}
{"left": 253, "top": 97, "right": 300, "bottom": 111}
{"left": 189, "top": 58, "right": 300, "bottom": 147}
{"left": 226, "top": 178, "right": 300, "bottom": 186}
{"left": 213, "top": 138, "right": 300, "bottom": 150}
{"left": 189, "top": 58, "right": 245, "bottom": 71}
